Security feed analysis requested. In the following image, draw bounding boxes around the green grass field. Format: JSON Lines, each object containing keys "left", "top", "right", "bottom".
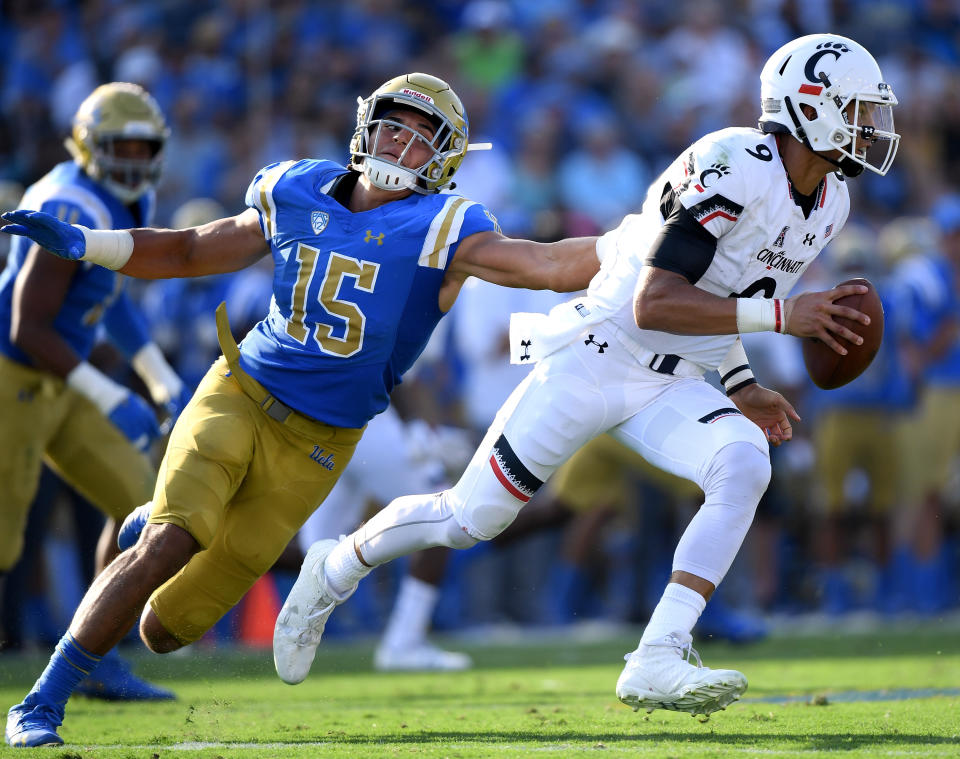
{"left": 1, "top": 625, "right": 958, "bottom": 758}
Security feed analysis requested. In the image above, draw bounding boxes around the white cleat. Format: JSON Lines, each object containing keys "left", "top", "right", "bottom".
{"left": 273, "top": 539, "right": 352, "bottom": 685}
{"left": 374, "top": 642, "right": 473, "bottom": 672}
{"left": 615, "top": 632, "right": 747, "bottom": 716}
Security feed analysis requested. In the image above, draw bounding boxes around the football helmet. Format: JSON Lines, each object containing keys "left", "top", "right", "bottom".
{"left": 66, "top": 82, "right": 169, "bottom": 204}
{"left": 758, "top": 34, "right": 899, "bottom": 177}
{"left": 350, "top": 73, "right": 468, "bottom": 194}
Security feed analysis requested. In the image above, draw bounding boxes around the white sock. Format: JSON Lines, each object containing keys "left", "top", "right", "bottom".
{"left": 639, "top": 582, "right": 707, "bottom": 645}
{"left": 323, "top": 536, "right": 371, "bottom": 598}
{"left": 380, "top": 576, "right": 438, "bottom": 651}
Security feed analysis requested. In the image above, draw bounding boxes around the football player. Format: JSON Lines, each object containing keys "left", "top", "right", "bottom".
{"left": 269, "top": 34, "right": 898, "bottom": 717}
{"left": 1, "top": 72, "right": 600, "bottom": 747}
{"left": 0, "top": 83, "right": 189, "bottom": 708}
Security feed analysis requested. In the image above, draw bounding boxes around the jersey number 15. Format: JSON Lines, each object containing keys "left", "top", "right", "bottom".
{"left": 286, "top": 244, "right": 380, "bottom": 357}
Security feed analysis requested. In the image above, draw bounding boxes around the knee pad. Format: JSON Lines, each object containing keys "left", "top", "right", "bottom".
{"left": 702, "top": 441, "right": 771, "bottom": 526}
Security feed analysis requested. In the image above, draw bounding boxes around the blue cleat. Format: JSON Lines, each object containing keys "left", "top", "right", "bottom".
{"left": 117, "top": 503, "right": 152, "bottom": 551}
{"left": 75, "top": 655, "right": 175, "bottom": 701}
{"left": 696, "top": 596, "right": 768, "bottom": 645}
{"left": 5, "top": 700, "right": 64, "bottom": 748}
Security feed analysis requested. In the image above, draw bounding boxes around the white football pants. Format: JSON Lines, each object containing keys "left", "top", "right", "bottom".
{"left": 353, "top": 325, "right": 771, "bottom": 587}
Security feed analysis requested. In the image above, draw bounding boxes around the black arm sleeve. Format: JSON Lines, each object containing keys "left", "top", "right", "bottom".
{"left": 645, "top": 182, "right": 719, "bottom": 285}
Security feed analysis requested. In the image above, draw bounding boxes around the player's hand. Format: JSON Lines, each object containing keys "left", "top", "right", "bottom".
{"left": 1, "top": 210, "right": 86, "bottom": 260}
{"left": 782, "top": 284, "right": 870, "bottom": 355}
{"left": 729, "top": 382, "right": 800, "bottom": 447}
{"left": 164, "top": 384, "right": 193, "bottom": 421}
{"left": 108, "top": 393, "right": 161, "bottom": 452}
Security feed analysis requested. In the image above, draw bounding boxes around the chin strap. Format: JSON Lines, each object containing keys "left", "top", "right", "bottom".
{"left": 784, "top": 96, "right": 863, "bottom": 178}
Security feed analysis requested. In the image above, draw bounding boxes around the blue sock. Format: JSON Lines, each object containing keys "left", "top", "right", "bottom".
{"left": 28, "top": 632, "right": 103, "bottom": 708}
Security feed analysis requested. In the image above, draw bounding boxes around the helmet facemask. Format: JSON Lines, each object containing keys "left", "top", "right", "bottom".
{"left": 350, "top": 74, "right": 469, "bottom": 194}
{"left": 66, "top": 82, "right": 169, "bottom": 204}
{"left": 87, "top": 135, "right": 165, "bottom": 204}
{"left": 759, "top": 35, "right": 900, "bottom": 178}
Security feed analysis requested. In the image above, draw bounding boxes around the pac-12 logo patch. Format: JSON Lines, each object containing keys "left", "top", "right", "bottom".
{"left": 311, "top": 210, "right": 329, "bottom": 234}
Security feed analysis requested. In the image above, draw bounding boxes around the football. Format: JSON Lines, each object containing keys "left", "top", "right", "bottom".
{"left": 801, "top": 277, "right": 884, "bottom": 390}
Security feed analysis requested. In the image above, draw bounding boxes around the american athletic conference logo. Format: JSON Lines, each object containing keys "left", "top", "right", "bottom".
{"left": 311, "top": 210, "right": 329, "bottom": 234}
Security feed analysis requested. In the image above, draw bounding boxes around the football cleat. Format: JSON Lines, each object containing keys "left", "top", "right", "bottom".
{"left": 274, "top": 539, "right": 353, "bottom": 685}
{"left": 117, "top": 503, "right": 153, "bottom": 551}
{"left": 374, "top": 642, "right": 473, "bottom": 672}
{"left": 5, "top": 698, "right": 64, "bottom": 748}
{"left": 616, "top": 632, "right": 747, "bottom": 716}
{"left": 74, "top": 654, "right": 175, "bottom": 701}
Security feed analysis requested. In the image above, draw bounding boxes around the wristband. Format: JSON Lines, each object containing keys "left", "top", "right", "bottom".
{"left": 77, "top": 226, "right": 134, "bottom": 270}
{"left": 66, "top": 361, "right": 128, "bottom": 414}
{"left": 718, "top": 338, "right": 757, "bottom": 396}
{"left": 132, "top": 343, "right": 184, "bottom": 405}
{"left": 736, "top": 297, "right": 784, "bottom": 334}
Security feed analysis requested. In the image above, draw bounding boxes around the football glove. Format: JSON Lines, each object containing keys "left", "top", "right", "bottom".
{"left": 108, "top": 394, "right": 161, "bottom": 452}
{"left": 1, "top": 209, "right": 86, "bottom": 260}
{"left": 132, "top": 342, "right": 192, "bottom": 421}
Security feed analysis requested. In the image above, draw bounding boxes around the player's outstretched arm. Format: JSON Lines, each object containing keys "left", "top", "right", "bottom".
{"left": 449, "top": 231, "right": 600, "bottom": 293}
{"left": 1, "top": 208, "right": 268, "bottom": 279}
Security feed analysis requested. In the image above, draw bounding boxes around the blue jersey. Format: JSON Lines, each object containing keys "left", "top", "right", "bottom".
{"left": 809, "top": 281, "right": 916, "bottom": 412}
{"left": 0, "top": 161, "right": 154, "bottom": 365}
{"left": 909, "top": 254, "right": 960, "bottom": 386}
{"left": 239, "top": 159, "right": 499, "bottom": 428}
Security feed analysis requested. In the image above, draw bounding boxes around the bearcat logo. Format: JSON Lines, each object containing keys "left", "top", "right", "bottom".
{"left": 697, "top": 162, "right": 731, "bottom": 190}
{"left": 802, "top": 41, "right": 851, "bottom": 91}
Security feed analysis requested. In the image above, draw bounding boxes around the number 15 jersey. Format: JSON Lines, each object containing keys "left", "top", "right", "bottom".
{"left": 239, "top": 159, "right": 498, "bottom": 428}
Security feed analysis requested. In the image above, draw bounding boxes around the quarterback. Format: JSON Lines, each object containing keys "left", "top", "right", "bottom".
{"left": 1, "top": 73, "right": 599, "bottom": 747}
{"left": 0, "top": 83, "right": 188, "bottom": 704}
{"left": 270, "top": 34, "right": 898, "bottom": 717}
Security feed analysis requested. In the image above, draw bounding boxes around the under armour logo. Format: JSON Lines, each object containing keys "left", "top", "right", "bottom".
{"left": 519, "top": 339, "right": 532, "bottom": 361}
{"left": 802, "top": 233, "right": 816, "bottom": 246}
{"left": 364, "top": 230, "right": 384, "bottom": 245}
{"left": 584, "top": 334, "right": 608, "bottom": 353}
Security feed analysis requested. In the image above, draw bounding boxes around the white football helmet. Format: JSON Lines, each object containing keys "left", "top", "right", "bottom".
{"left": 350, "top": 73, "right": 469, "bottom": 194}
{"left": 66, "top": 82, "right": 169, "bottom": 204}
{"left": 758, "top": 34, "right": 899, "bottom": 177}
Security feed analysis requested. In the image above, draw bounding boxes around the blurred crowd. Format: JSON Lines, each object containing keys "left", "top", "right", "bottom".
{"left": 2, "top": 0, "right": 960, "bottom": 652}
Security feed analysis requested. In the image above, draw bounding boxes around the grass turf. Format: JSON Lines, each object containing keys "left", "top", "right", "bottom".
{"left": 0, "top": 626, "right": 958, "bottom": 758}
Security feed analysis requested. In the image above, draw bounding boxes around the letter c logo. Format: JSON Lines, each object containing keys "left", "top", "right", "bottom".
{"left": 804, "top": 49, "right": 841, "bottom": 84}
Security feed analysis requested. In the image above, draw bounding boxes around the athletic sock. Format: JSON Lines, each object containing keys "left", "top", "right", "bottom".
{"left": 323, "top": 536, "right": 372, "bottom": 598}
{"left": 640, "top": 582, "right": 707, "bottom": 645}
{"left": 380, "top": 576, "right": 438, "bottom": 651}
{"left": 28, "top": 631, "right": 103, "bottom": 709}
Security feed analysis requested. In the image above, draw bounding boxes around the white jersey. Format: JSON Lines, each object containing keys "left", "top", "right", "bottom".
{"left": 511, "top": 127, "right": 850, "bottom": 372}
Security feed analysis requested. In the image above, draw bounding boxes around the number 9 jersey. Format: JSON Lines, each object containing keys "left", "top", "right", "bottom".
{"left": 589, "top": 127, "right": 851, "bottom": 370}
{"left": 239, "top": 159, "right": 499, "bottom": 428}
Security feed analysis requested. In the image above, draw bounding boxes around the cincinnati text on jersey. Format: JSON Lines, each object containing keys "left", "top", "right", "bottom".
{"left": 755, "top": 248, "right": 805, "bottom": 274}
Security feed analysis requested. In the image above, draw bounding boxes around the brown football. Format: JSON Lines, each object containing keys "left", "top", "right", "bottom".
{"left": 801, "top": 277, "right": 884, "bottom": 390}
